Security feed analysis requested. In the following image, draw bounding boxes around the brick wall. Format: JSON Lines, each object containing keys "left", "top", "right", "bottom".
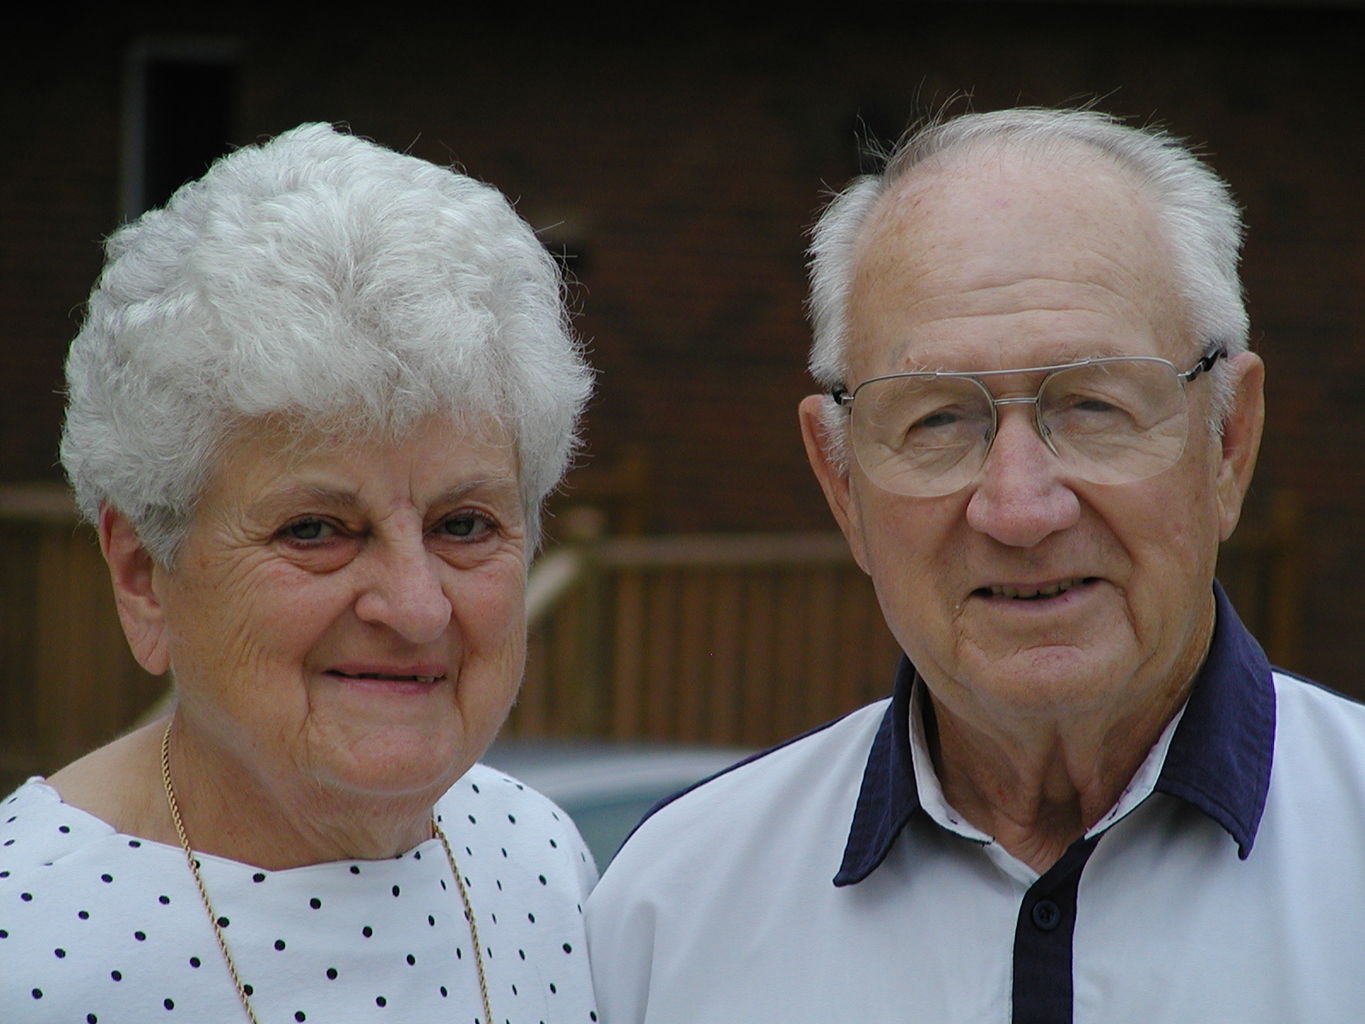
{"left": 3, "top": 5, "right": 1361, "bottom": 693}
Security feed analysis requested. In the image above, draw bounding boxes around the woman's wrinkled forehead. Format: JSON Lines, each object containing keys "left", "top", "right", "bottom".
{"left": 221, "top": 407, "right": 515, "bottom": 469}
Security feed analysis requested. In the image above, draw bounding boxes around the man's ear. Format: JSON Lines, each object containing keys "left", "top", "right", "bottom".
{"left": 1214, "top": 351, "right": 1266, "bottom": 541}
{"left": 798, "top": 395, "right": 870, "bottom": 573}
{"left": 98, "top": 504, "right": 171, "bottom": 676}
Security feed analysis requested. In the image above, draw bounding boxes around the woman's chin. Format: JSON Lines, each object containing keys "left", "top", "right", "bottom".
{"left": 305, "top": 729, "right": 476, "bottom": 803}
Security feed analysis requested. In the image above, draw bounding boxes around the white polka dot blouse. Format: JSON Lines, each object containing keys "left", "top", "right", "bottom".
{"left": 0, "top": 764, "right": 599, "bottom": 1023}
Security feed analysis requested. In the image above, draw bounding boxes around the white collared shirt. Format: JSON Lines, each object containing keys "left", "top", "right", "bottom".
{"left": 586, "top": 587, "right": 1365, "bottom": 1023}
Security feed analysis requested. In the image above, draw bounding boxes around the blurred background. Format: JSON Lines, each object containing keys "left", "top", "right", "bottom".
{"left": 3, "top": 5, "right": 1362, "bottom": 839}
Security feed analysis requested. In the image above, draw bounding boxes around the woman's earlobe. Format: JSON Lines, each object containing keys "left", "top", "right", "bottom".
{"left": 98, "top": 504, "right": 172, "bottom": 676}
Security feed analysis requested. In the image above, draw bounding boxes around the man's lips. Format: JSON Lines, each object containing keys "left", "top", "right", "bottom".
{"left": 973, "top": 576, "right": 1097, "bottom": 600}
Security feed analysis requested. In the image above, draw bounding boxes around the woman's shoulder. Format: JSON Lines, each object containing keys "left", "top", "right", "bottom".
{"left": 1, "top": 778, "right": 117, "bottom": 877}
{"left": 39, "top": 720, "right": 170, "bottom": 840}
{"left": 435, "top": 762, "right": 597, "bottom": 888}
{"left": 437, "top": 762, "right": 582, "bottom": 837}
{"left": 1, "top": 780, "right": 177, "bottom": 1004}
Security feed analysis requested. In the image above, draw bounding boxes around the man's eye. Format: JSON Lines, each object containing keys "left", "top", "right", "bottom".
{"left": 1058, "top": 393, "right": 1120, "bottom": 414}
{"left": 282, "top": 519, "right": 333, "bottom": 542}
{"left": 914, "top": 410, "right": 961, "bottom": 430}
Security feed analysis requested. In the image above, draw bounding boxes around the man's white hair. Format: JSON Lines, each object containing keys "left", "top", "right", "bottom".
{"left": 61, "top": 123, "right": 592, "bottom": 562}
{"left": 806, "top": 107, "right": 1249, "bottom": 467}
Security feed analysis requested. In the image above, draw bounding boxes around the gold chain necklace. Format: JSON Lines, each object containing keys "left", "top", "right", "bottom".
{"left": 160, "top": 721, "right": 493, "bottom": 1023}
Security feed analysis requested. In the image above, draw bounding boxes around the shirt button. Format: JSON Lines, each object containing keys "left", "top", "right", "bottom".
{"left": 1031, "top": 899, "right": 1062, "bottom": 931}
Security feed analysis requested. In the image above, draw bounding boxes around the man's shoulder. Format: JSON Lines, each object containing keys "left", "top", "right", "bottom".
{"left": 1262, "top": 669, "right": 1365, "bottom": 842}
{"left": 1272, "top": 666, "right": 1365, "bottom": 705}
{"left": 586, "top": 699, "right": 896, "bottom": 1023}
{"left": 1271, "top": 668, "right": 1365, "bottom": 760}
{"left": 605, "top": 699, "right": 890, "bottom": 872}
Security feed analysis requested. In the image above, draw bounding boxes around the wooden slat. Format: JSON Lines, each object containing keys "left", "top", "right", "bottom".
{"left": 598, "top": 532, "right": 853, "bottom": 569}
{"left": 643, "top": 569, "right": 677, "bottom": 740}
{"left": 608, "top": 571, "right": 646, "bottom": 738}
{"left": 515, "top": 631, "right": 550, "bottom": 735}
{"left": 738, "top": 571, "right": 777, "bottom": 746}
{"left": 804, "top": 564, "right": 841, "bottom": 726}
{"left": 706, "top": 571, "right": 743, "bottom": 744}
{"left": 772, "top": 567, "right": 808, "bottom": 739}
{"left": 675, "top": 570, "right": 710, "bottom": 740}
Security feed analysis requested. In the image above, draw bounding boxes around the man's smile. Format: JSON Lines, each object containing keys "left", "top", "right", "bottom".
{"left": 975, "top": 576, "right": 1099, "bottom": 600}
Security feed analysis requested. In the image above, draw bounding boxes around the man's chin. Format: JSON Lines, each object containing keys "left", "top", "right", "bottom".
{"left": 941, "top": 644, "right": 1128, "bottom": 722}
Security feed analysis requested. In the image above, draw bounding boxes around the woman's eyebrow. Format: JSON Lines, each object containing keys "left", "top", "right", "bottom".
{"left": 247, "top": 483, "right": 364, "bottom": 516}
{"left": 431, "top": 475, "right": 520, "bottom": 503}
{"left": 247, "top": 476, "right": 522, "bottom": 518}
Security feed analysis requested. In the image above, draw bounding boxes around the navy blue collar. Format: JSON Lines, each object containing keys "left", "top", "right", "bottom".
{"left": 835, "top": 582, "right": 1276, "bottom": 886}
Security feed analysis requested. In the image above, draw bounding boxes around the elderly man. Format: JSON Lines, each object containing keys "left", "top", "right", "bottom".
{"left": 585, "top": 108, "right": 1365, "bottom": 1022}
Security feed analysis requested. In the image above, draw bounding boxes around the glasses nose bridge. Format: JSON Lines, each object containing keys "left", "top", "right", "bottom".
{"left": 982, "top": 390, "right": 1058, "bottom": 457}
{"left": 990, "top": 393, "right": 1041, "bottom": 409}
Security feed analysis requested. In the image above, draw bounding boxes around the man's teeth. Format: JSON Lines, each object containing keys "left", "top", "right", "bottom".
{"left": 989, "top": 578, "right": 1087, "bottom": 599}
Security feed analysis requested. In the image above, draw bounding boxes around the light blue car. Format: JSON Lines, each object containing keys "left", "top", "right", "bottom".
{"left": 481, "top": 741, "right": 751, "bottom": 870}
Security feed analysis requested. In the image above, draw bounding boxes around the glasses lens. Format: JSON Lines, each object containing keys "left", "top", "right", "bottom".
{"left": 1038, "top": 359, "right": 1189, "bottom": 485}
{"left": 849, "top": 376, "right": 993, "bottom": 496}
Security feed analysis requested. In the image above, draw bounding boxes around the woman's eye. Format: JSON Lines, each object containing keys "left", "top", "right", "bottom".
{"left": 438, "top": 513, "right": 493, "bottom": 540}
{"left": 281, "top": 519, "right": 334, "bottom": 543}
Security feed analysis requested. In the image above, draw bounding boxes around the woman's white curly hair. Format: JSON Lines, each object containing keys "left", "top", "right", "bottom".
{"left": 61, "top": 123, "right": 592, "bottom": 562}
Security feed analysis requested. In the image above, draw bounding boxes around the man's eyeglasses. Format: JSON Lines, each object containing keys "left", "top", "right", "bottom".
{"left": 830, "top": 347, "right": 1226, "bottom": 498}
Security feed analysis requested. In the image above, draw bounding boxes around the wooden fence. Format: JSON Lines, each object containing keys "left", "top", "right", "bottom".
{"left": 512, "top": 534, "right": 899, "bottom": 746}
{"left": 0, "top": 485, "right": 1302, "bottom": 789}
{"left": 509, "top": 491, "right": 1304, "bottom": 747}
{"left": 0, "top": 485, "right": 165, "bottom": 792}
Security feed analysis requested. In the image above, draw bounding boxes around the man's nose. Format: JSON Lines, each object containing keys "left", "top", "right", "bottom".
{"left": 353, "top": 534, "right": 453, "bottom": 643}
{"left": 965, "top": 408, "right": 1081, "bottom": 547}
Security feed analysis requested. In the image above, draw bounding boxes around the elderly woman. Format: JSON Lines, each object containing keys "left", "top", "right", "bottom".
{"left": 1, "top": 124, "right": 597, "bottom": 1022}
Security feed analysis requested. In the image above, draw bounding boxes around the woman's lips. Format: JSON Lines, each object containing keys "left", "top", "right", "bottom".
{"left": 325, "top": 666, "right": 447, "bottom": 684}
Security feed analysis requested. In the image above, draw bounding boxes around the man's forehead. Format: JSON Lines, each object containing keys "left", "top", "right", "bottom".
{"left": 856, "top": 144, "right": 1157, "bottom": 275}
{"left": 846, "top": 144, "right": 1187, "bottom": 372}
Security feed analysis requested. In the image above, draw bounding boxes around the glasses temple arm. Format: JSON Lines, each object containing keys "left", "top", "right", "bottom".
{"left": 1181, "top": 345, "right": 1229, "bottom": 383}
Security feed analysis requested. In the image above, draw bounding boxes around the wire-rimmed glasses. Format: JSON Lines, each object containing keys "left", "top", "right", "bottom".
{"left": 831, "top": 347, "right": 1226, "bottom": 497}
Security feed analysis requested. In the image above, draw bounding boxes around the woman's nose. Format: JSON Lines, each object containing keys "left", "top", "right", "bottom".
{"left": 353, "top": 535, "right": 453, "bottom": 643}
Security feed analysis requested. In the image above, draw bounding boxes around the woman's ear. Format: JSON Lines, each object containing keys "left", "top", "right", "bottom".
{"left": 98, "top": 504, "right": 171, "bottom": 676}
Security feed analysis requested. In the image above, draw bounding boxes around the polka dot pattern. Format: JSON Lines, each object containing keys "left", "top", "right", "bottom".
{"left": 0, "top": 767, "right": 598, "bottom": 1021}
